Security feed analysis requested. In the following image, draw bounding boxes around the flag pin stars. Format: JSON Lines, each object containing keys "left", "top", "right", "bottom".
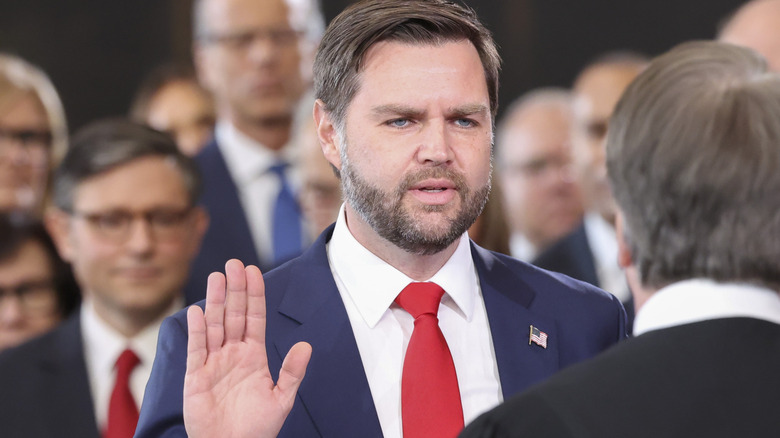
{"left": 529, "top": 325, "right": 548, "bottom": 349}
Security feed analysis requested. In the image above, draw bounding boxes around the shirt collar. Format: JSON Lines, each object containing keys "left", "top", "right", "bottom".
{"left": 634, "top": 278, "right": 780, "bottom": 336}
{"left": 583, "top": 212, "right": 617, "bottom": 264}
{"left": 215, "top": 120, "right": 298, "bottom": 184}
{"left": 328, "top": 204, "right": 478, "bottom": 328}
{"left": 81, "top": 297, "right": 184, "bottom": 372}
{"left": 509, "top": 232, "right": 537, "bottom": 262}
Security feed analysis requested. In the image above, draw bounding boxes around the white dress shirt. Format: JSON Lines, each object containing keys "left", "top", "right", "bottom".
{"left": 81, "top": 298, "right": 182, "bottom": 431}
{"left": 216, "top": 120, "right": 303, "bottom": 266}
{"left": 509, "top": 232, "right": 537, "bottom": 262}
{"left": 634, "top": 279, "right": 780, "bottom": 336}
{"left": 583, "top": 212, "right": 631, "bottom": 302}
{"left": 327, "top": 205, "right": 503, "bottom": 438}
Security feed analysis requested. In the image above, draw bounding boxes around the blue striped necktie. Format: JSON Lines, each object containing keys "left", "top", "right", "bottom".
{"left": 269, "top": 162, "right": 303, "bottom": 265}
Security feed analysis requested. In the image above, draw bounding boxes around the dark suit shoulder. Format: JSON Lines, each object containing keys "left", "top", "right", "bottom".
{"left": 0, "top": 315, "right": 99, "bottom": 438}
{"left": 466, "top": 318, "right": 780, "bottom": 438}
{"left": 478, "top": 245, "right": 619, "bottom": 312}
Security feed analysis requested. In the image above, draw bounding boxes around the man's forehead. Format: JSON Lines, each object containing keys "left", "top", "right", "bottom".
{"left": 201, "top": 0, "right": 297, "bottom": 31}
{"left": 72, "top": 156, "right": 190, "bottom": 207}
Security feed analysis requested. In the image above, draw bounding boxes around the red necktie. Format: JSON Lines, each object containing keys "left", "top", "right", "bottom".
{"left": 395, "top": 282, "right": 464, "bottom": 438}
{"left": 105, "top": 349, "right": 140, "bottom": 438}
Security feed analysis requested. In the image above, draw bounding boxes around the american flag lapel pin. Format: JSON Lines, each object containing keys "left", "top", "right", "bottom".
{"left": 529, "top": 325, "right": 548, "bottom": 349}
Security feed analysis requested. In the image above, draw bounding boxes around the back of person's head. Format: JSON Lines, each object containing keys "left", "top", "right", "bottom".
{"left": 52, "top": 119, "right": 202, "bottom": 213}
{"left": 607, "top": 41, "right": 780, "bottom": 290}
{"left": 314, "top": 0, "right": 501, "bottom": 129}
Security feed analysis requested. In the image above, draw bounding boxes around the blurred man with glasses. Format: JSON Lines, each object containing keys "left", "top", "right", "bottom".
{"left": 186, "top": 0, "right": 326, "bottom": 304}
{"left": 0, "top": 119, "right": 207, "bottom": 438}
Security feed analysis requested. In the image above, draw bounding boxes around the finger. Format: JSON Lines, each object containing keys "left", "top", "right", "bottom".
{"left": 244, "top": 264, "right": 267, "bottom": 346}
{"left": 186, "top": 305, "right": 207, "bottom": 374}
{"left": 275, "top": 341, "right": 313, "bottom": 410}
{"left": 223, "top": 259, "right": 248, "bottom": 343}
{"left": 204, "top": 271, "right": 226, "bottom": 353}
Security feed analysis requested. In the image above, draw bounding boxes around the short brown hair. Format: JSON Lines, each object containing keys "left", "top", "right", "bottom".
{"left": 314, "top": 0, "right": 500, "bottom": 128}
{"left": 607, "top": 41, "right": 780, "bottom": 289}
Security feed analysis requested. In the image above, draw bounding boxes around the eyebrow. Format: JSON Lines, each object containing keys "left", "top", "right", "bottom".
{"left": 370, "top": 104, "right": 425, "bottom": 119}
{"left": 449, "top": 103, "right": 490, "bottom": 118}
{"left": 370, "top": 103, "right": 489, "bottom": 119}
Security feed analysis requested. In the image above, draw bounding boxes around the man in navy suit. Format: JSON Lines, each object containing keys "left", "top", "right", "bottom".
{"left": 0, "top": 120, "right": 207, "bottom": 438}
{"left": 461, "top": 41, "right": 780, "bottom": 438}
{"left": 185, "top": 0, "right": 326, "bottom": 303}
{"left": 135, "top": 1, "right": 627, "bottom": 437}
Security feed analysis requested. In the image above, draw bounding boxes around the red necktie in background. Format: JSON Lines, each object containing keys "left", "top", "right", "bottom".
{"left": 105, "top": 348, "right": 140, "bottom": 438}
{"left": 395, "top": 282, "right": 464, "bottom": 438}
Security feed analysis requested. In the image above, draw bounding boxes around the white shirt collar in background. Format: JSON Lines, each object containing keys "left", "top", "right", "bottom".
{"left": 584, "top": 212, "right": 630, "bottom": 302}
{"left": 81, "top": 297, "right": 183, "bottom": 430}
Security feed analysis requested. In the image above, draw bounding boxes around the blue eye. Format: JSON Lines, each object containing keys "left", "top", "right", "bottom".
{"left": 388, "top": 119, "right": 410, "bottom": 128}
{"left": 454, "top": 118, "right": 475, "bottom": 128}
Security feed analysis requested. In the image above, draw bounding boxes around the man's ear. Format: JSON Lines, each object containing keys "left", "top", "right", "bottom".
{"left": 615, "top": 210, "right": 633, "bottom": 269}
{"left": 44, "top": 208, "right": 75, "bottom": 263}
{"left": 313, "top": 99, "right": 342, "bottom": 172}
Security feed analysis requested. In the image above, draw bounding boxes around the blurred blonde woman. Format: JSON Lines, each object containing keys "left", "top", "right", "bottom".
{"left": 0, "top": 54, "right": 67, "bottom": 217}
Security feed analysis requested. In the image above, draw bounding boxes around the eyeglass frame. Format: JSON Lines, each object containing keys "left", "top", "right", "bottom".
{"left": 64, "top": 205, "right": 198, "bottom": 244}
{"left": 197, "top": 26, "right": 304, "bottom": 51}
{"left": 0, "top": 125, "right": 52, "bottom": 165}
{"left": 0, "top": 279, "right": 58, "bottom": 315}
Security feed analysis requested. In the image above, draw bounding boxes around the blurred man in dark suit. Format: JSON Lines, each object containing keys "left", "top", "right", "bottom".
{"left": 185, "top": 0, "right": 325, "bottom": 304}
{"left": 533, "top": 53, "right": 647, "bottom": 324}
{"left": 0, "top": 120, "right": 207, "bottom": 438}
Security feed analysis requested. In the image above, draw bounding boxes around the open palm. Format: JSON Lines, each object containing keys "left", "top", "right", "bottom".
{"left": 183, "top": 259, "right": 312, "bottom": 438}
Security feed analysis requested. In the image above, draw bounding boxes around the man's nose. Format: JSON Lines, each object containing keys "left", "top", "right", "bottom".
{"left": 417, "top": 121, "right": 454, "bottom": 165}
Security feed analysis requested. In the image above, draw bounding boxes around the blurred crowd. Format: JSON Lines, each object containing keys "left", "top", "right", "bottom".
{"left": 1, "top": 0, "right": 779, "bottom": 437}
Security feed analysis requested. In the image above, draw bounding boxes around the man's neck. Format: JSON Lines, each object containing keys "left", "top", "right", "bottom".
{"left": 230, "top": 116, "right": 292, "bottom": 152}
{"left": 92, "top": 297, "right": 177, "bottom": 338}
{"left": 343, "top": 205, "right": 459, "bottom": 281}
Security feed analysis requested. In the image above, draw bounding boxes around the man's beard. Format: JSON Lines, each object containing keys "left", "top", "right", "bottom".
{"left": 339, "top": 141, "right": 491, "bottom": 256}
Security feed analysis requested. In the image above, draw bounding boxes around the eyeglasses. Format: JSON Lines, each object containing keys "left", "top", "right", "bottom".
{"left": 502, "top": 156, "right": 574, "bottom": 179}
{"left": 0, "top": 280, "right": 58, "bottom": 315}
{"left": 199, "top": 27, "right": 303, "bottom": 51}
{"left": 69, "top": 207, "right": 196, "bottom": 244}
{"left": 0, "top": 126, "right": 52, "bottom": 165}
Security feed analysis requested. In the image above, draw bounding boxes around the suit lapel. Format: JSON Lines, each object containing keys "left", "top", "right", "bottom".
{"left": 472, "top": 245, "right": 561, "bottom": 399}
{"left": 197, "top": 140, "right": 261, "bottom": 268}
{"left": 273, "top": 230, "right": 383, "bottom": 437}
{"left": 39, "top": 315, "right": 101, "bottom": 438}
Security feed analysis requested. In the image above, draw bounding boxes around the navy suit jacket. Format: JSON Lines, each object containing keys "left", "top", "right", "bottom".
{"left": 136, "top": 226, "right": 627, "bottom": 437}
{"left": 0, "top": 314, "right": 101, "bottom": 438}
{"left": 185, "top": 139, "right": 262, "bottom": 304}
{"left": 532, "top": 221, "right": 599, "bottom": 287}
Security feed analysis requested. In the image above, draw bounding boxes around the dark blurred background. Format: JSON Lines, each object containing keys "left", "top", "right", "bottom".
{"left": 0, "top": 0, "right": 744, "bottom": 132}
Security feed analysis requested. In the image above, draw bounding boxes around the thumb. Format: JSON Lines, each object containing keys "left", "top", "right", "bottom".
{"left": 275, "top": 341, "right": 312, "bottom": 409}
